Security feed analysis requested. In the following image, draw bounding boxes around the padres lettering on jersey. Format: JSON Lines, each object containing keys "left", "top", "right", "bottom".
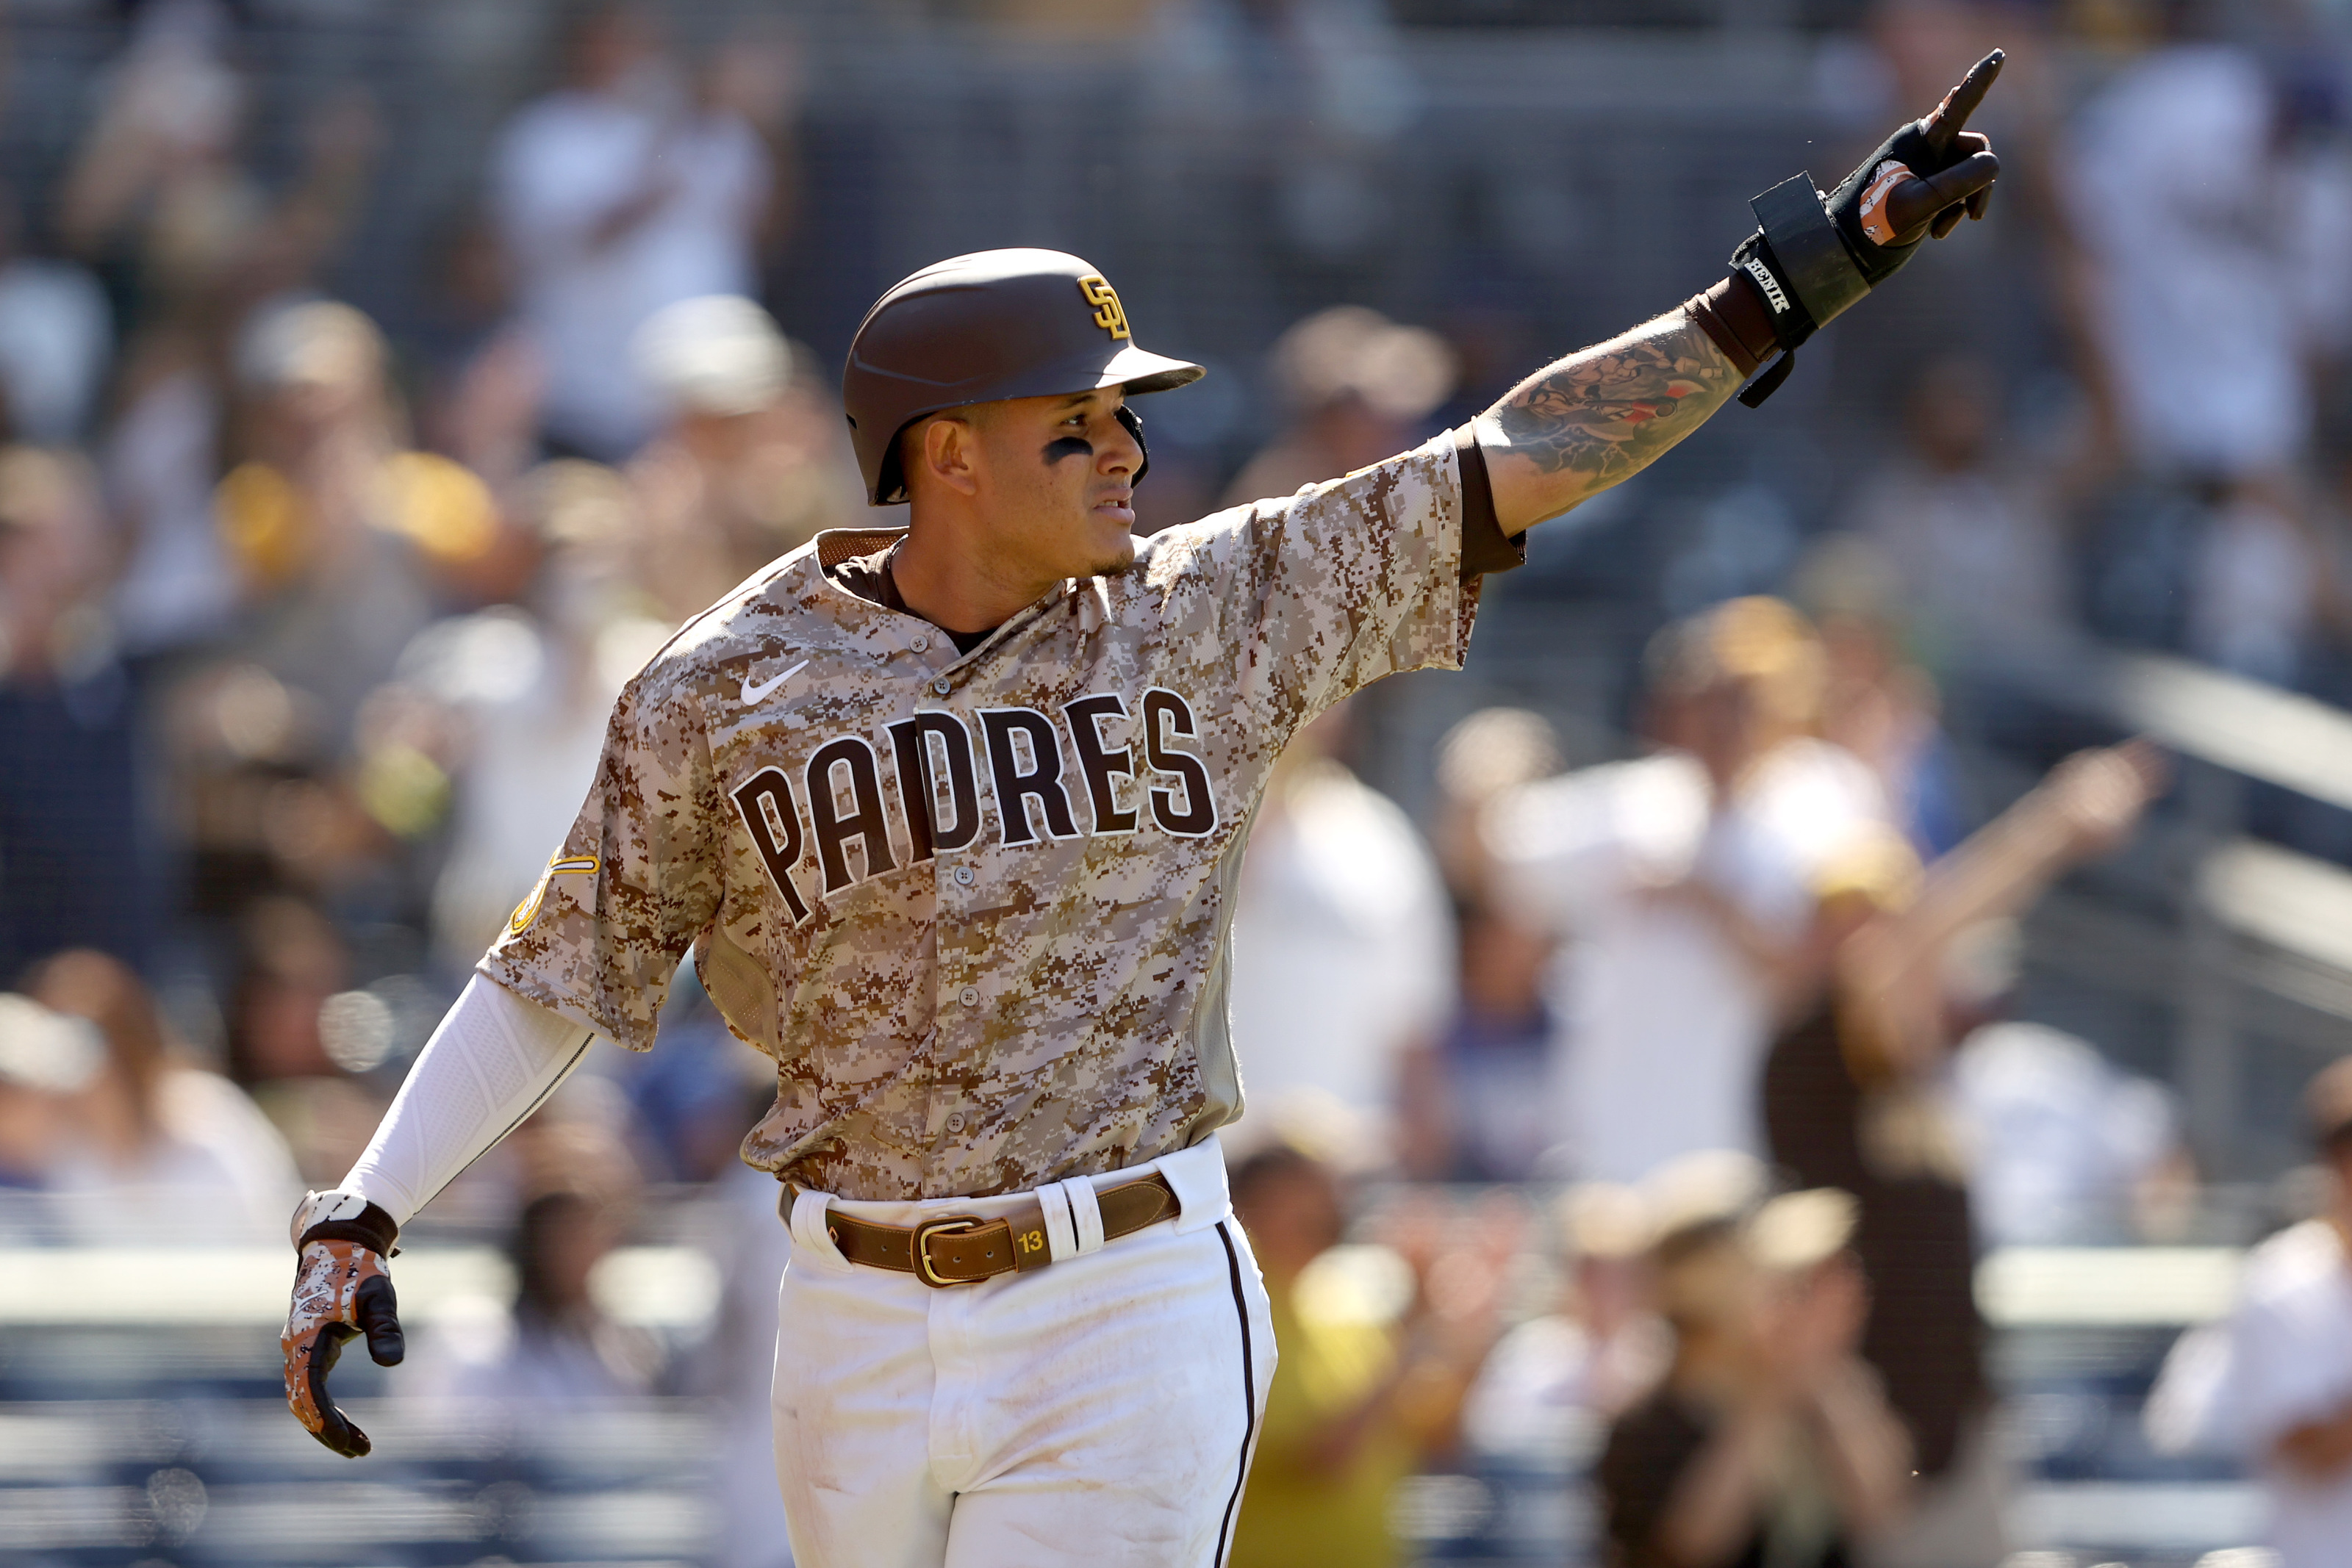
{"left": 731, "top": 689, "right": 1217, "bottom": 922}
{"left": 481, "top": 434, "right": 1480, "bottom": 1201}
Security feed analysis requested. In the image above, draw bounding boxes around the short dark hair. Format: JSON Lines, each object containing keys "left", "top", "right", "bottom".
{"left": 1229, "top": 1143, "right": 1324, "bottom": 1211}
{"left": 2307, "top": 1055, "right": 2352, "bottom": 1153}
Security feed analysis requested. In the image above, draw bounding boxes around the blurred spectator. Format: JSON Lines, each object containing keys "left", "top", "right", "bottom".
{"left": 27, "top": 948, "right": 298, "bottom": 1245}
{"left": 0, "top": 993, "right": 106, "bottom": 1198}
{"left": 2060, "top": 26, "right": 2323, "bottom": 481}
{"left": 226, "top": 895, "right": 348, "bottom": 1086}
{"left": 693, "top": 1158, "right": 797, "bottom": 1568}
{"left": 1946, "top": 918, "right": 2187, "bottom": 1248}
{"left": 1429, "top": 705, "right": 1562, "bottom": 908}
{"left": 1953, "top": 1018, "right": 2187, "bottom": 1245}
{"left": 1396, "top": 900, "right": 1554, "bottom": 1183}
{"left": 68, "top": 0, "right": 378, "bottom": 655}
{"left": 975, "top": 0, "right": 1161, "bottom": 37}
{"left": 1227, "top": 1140, "right": 1499, "bottom": 1568}
{"left": 226, "top": 896, "right": 384, "bottom": 1184}
{"left": 1482, "top": 599, "right": 1884, "bottom": 1184}
{"left": 162, "top": 300, "right": 509, "bottom": 942}
{"left": 0, "top": 446, "right": 154, "bottom": 977}
{"left": 409, "top": 1176, "right": 663, "bottom": 1410}
{"left": 60, "top": 0, "right": 376, "bottom": 334}
{"left": 1793, "top": 538, "right": 1970, "bottom": 857}
{"left": 160, "top": 660, "right": 362, "bottom": 935}
{"left": 106, "top": 323, "right": 240, "bottom": 653}
{"left": 395, "top": 459, "right": 668, "bottom": 968}
{"left": 2058, "top": 15, "right": 2352, "bottom": 687}
{"left": 1763, "top": 742, "right": 2164, "bottom": 1564}
{"left": 1835, "top": 359, "right": 2073, "bottom": 664}
{"left": 490, "top": 4, "right": 774, "bottom": 461}
{"left": 1598, "top": 1187, "right": 1912, "bottom": 1568}
{"left": 1150, "top": 0, "right": 1419, "bottom": 277}
{"left": 2147, "top": 1054, "right": 2352, "bottom": 1568}
{"left": 1462, "top": 1180, "right": 1669, "bottom": 1468}
{"left": 627, "top": 295, "right": 861, "bottom": 621}
{"left": 1227, "top": 701, "right": 1453, "bottom": 1140}
{"left": 1223, "top": 306, "right": 1455, "bottom": 507}
{"left": 601, "top": 972, "right": 771, "bottom": 1184}
{"left": 217, "top": 300, "right": 490, "bottom": 726}
{"left": 2183, "top": 471, "right": 2339, "bottom": 687}
{"left": 1409, "top": 708, "right": 1564, "bottom": 1175}
{"left": 412, "top": 209, "right": 548, "bottom": 500}
{"left": 0, "top": 196, "right": 112, "bottom": 447}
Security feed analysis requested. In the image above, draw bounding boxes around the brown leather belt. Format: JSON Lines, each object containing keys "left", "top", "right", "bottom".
{"left": 786, "top": 1172, "right": 1180, "bottom": 1287}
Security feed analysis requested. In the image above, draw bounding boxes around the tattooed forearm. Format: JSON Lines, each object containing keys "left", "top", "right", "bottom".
{"left": 1477, "top": 311, "right": 1739, "bottom": 533}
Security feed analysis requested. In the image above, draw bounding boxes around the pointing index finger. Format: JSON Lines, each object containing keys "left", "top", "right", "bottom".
{"left": 1925, "top": 48, "right": 2005, "bottom": 148}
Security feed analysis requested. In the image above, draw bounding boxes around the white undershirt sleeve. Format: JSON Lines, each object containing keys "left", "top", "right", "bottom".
{"left": 340, "top": 974, "right": 597, "bottom": 1229}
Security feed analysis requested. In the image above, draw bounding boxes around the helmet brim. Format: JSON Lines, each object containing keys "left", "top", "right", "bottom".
{"left": 865, "top": 348, "right": 1205, "bottom": 504}
{"left": 1097, "top": 347, "right": 1207, "bottom": 397}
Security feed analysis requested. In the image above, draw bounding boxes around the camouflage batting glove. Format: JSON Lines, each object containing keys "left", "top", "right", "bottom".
{"left": 282, "top": 1190, "right": 404, "bottom": 1458}
{"left": 1732, "top": 49, "right": 2004, "bottom": 405}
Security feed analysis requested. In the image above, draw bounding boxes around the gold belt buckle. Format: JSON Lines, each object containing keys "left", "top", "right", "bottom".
{"left": 912, "top": 1215, "right": 984, "bottom": 1287}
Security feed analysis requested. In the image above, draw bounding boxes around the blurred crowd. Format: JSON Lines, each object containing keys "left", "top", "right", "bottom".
{"left": 1, "top": 0, "right": 850, "bottom": 1200}
{"left": 10, "top": 1, "right": 2352, "bottom": 1566}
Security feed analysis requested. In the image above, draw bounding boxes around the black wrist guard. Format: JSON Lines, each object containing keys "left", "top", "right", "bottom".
{"left": 1729, "top": 173, "right": 1875, "bottom": 408}
{"left": 1732, "top": 94, "right": 1989, "bottom": 408}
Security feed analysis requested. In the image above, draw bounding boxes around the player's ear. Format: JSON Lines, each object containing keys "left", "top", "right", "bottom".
{"left": 917, "top": 414, "right": 982, "bottom": 498}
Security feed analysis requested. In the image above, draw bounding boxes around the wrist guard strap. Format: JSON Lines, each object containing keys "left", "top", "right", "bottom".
{"left": 1729, "top": 173, "right": 1875, "bottom": 408}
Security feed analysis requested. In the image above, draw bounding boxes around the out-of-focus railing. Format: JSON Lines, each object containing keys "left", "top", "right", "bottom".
{"left": 0, "top": 1245, "right": 719, "bottom": 1331}
{"left": 0, "top": 1212, "right": 2294, "bottom": 1567}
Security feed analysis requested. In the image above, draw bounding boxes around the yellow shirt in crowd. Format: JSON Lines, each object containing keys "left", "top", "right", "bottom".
{"left": 1229, "top": 1267, "right": 1417, "bottom": 1568}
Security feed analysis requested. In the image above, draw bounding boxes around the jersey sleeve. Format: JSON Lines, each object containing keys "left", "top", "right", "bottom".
{"left": 1169, "top": 431, "right": 1482, "bottom": 736}
{"left": 476, "top": 667, "right": 723, "bottom": 1052}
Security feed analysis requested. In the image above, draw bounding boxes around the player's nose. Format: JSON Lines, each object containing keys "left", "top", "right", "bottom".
{"left": 1099, "top": 416, "right": 1141, "bottom": 477}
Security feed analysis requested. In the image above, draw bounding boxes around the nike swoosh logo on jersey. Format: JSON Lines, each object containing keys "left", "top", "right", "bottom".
{"left": 741, "top": 659, "right": 809, "bottom": 705}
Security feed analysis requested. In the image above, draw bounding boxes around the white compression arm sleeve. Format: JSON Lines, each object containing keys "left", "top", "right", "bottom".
{"left": 340, "top": 975, "right": 596, "bottom": 1228}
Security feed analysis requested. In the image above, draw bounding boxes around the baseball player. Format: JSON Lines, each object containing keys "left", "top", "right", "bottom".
{"left": 281, "top": 54, "right": 2005, "bottom": 1566}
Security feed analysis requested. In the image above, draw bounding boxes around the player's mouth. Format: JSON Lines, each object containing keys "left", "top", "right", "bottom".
{"left": 1092, "top": 489, "right": 1135, "bottom": 526}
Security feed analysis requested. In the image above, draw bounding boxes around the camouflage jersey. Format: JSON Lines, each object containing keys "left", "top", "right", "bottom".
{"left": 481, "top": 431, "right": 1492, "bottom": 1201}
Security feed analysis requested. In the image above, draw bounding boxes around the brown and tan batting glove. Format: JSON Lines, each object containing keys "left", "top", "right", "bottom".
{"left": 282, "top": 1190, "right": 405, "bottom": 1458}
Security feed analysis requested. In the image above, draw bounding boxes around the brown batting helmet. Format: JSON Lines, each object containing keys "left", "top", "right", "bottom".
{"left": 842, "top": 248, "right": 1205, "bottom": 506}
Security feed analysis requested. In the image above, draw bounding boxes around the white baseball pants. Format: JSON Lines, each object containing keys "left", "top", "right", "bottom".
{"left": 768, "top": 1138, "right": 1275, "bottom": 1568}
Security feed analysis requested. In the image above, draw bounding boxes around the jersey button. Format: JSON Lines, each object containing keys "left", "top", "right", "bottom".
{"left": 933, "top": 677, "right": 952, "bottom": 697}
{"left": 911, "top": 633, "right": 929, "bottom": 653}
{"left": 944, "top": 1111, "right": 967, "bottom": 1134}
{"left": 952, "top": 866, "right": 975, "bottom": 887}
{"left": 958, "top": 985, "right": 980, "bottom": 1007}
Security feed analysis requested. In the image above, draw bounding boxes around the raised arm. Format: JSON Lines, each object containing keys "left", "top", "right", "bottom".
{"left": 1474, "top": 312, "right": 1743, "bottom": 536}
{"left": 1475, "top": 50, "right": 2007, "bottom": 536}
{"left": 1839, "top": 738, "right": 2167, "bottom": 1077}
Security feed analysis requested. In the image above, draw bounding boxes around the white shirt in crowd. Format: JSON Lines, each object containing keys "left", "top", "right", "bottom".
{"left": 2065, "top": 45, "right": 2351, "bottom": 478}
{"left": 0, "top": 257, "right": 110, "bottom": 443}
{"left": 492, "top": 82, "right": 768, "bottom": 458}
{"left": 49, "top": 1068, "right": 302, "bottom": 1245}
{"left": 1949, "top": 1020, "right": 2178, "bottom": 1248}
{"left": 2147, "top": 1218, "right": 2352, "bottom": 1568}
{"left": 403, "top": 608, "right": 673, "bottom": 968}
{"left": 1460, "top": 1309, "right": 1671, "bottom": 1469}
{"left": 1227, "top": 759, "right": 1454, "bottom": 1129}
{"left": 1485, "top": 740, "right": 1882, "bottom": 1184}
